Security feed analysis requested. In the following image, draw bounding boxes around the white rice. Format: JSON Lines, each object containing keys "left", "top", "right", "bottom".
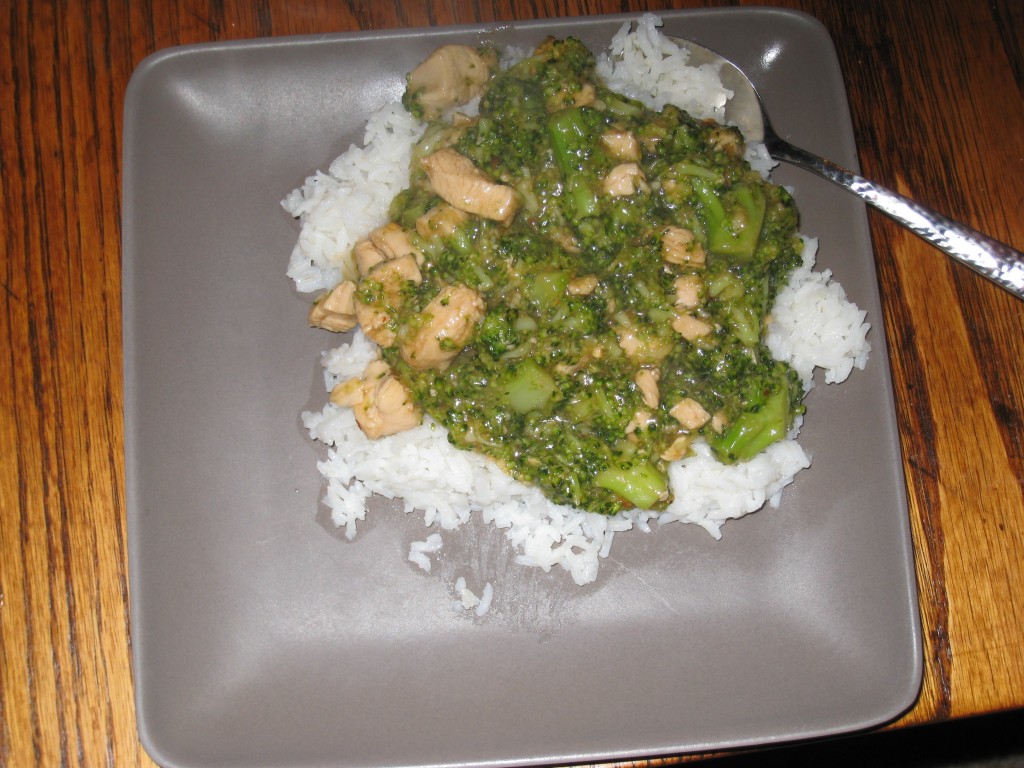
{"left": 596, "top": 14, "right": 732, "bottom": 123}
{"left": 282, "top": 103, "right": 425, "bottom": 293}
{"left": 765, "top": 237, "right": 871, "bottom": 391}
{"left": 285, "top": 15, "right": 871, "bottom": 588}
{"left": 450, "top": 578, "right": 495, "bottom": 616}
{"left": 408, "top": 532, "right": 444, "bottom": 572}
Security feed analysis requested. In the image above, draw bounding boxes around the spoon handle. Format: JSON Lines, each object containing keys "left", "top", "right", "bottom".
{"left": 769, "top": 139, "right": 1024, "bottom": 301}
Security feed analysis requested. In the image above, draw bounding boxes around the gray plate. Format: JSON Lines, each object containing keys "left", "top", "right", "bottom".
{"left": 122, "top": 8, "right": 921, "bottom": 768}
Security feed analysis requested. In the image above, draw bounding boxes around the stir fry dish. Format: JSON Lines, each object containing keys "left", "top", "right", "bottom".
{"left": 309, "top": 38, "right": 805, "bottom": 515}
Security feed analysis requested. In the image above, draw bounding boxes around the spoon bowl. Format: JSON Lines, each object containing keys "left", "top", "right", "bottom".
{"left": 677, "top": 37, "right": 1024, "bottom": 301}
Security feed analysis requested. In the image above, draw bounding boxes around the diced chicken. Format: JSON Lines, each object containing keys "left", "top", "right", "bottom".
{"left": 673, "top": 274, "right": 703, "bottom": 310}
{"left": 330, "top": 359, "right": 422, "bottom": 439}
{"left": 634, "top": 368, "right": 660, "bottom": 409}
{"left": 614, "top": 322, "right": 672, "bottom": 364}
{"left": 401, "top": 284, "right": 485, "bottom": 370}
{"left": 672, "top": 312, "right": 715, "bottom": 341}
{"left": 600, "top": 129, "right": 641, "bottom": 162}
{"left": 369, "top": 222, "right": 424, "bottom": 265}
{"left": 626, "top": 409, "right": 656, "bottom": 435}
{"left": 548, "top": 82, "right": 596, "bottom": 111}
{"left": 421, "top": 148, "right": 520, "bottom": 224}
{"left": 355, "top": 302, "right": 396, "bottom": 346}
{"left": 567, "top": 274, "right": 599, "bottom": 296}
{"left": 309, "top": 280, "right": 357, "bottom": 332}
{"left": 670, "top": 398, "right": 711, "bottom": 431}
{"left": 354, "top": 254, "right": 423, "bottom": 346}
{"left": 573, "top": 83, "right": 596, "bottom": 107}
{"left": 660, "top": 434, "right": 693, "bottom": 462}
{"left": 415, "top": 203, "right": 470, "bottom": 240}
{"left": 367, "top": 254, "right": 422, "bottom": 306}
{"left": 661, "top": 226, "right": 706, "bottom": 267}
{"left": 354, "top": 238, "right": 387, "bottom": 276}
{"left": 711, "top": 410, "right": 728, "bottom": 434}
{"left": 354, "top": 224, "right": 424, "bottom": 276}
{"left": 708, "top": 125, "right": 743, "bottom": 158}
{"left": 405, "top": 45, "right": 494, "bottom": 120}
{"left": 602, "top": 163, "right": 649, "bottom": 197}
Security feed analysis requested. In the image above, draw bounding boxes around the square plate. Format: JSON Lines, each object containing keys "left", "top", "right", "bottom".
{"left": 122, "top": 8, "right": 921, "bottom": 767}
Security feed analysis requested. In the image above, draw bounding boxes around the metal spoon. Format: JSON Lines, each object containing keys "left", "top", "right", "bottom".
{"left": 678, "top": 38, "right": 1024, "bottom": 301}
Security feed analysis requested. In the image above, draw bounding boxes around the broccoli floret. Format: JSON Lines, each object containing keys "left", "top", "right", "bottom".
{"left": 477, "top": 309, "right": 520, "bottom": 358}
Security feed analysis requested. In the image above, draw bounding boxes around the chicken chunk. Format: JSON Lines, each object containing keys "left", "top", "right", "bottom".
{"left": 354, "top": 223, "right": 424, "bottom": 277}
{"left": 660, "top": 434, "right": 694, "bottom": 462}
{"left": 415, "top": 203, "right": 470, "bottom": 240}
{"left": 670, "top": 398, "right": 711, "bottom": 431}
{"left": 600, "top": 129, "right": 641, "bottom": 162}
{"left": 614, "top": 321, "right": 673, "bottom": 364}
{"left": 355, "top": 302, "right": 396, "bottom": 347}
{"left": 626, "top": 409, "right": 657, "bottom": 435}
{"left": 707, "top": 125, "right": 743, "bottom": 158}
{"left": 602, "top": 163, "right": 649, "bottom": 197}
{"left": 354, "top": 254, "right": 423, "bottom": 346}
{"left": 547, "top": 81, "right": 596, "bottom": 111}
{"left": 366, "top": 254, "right": 422, "bottom": 305}
{"left": 401, "top": 284, "right": 485, "bottom": 370}
{"left": 354, "top": 238, "right": 387, "bottom": 276}
{"left": 661, "top": 226, "right": 706, "bottom": 267}
{"left": 567, "top": 274, "right": 599, "bottom": 296}
{"left": 309, "top": 280, "right": 357, "bottom": 332}
{"left": 369, "top": 222, "right": 424, "bottom": 265}
{"left": 405, "top": 45, "right": 495, "bottom": 120}
{"left": 634, "top": 368, "right": 660, "bottom": 409}
{"left": 421, "top": 148, "right": 520, "bottom": 224}
{"left": 672, "top": 312, "right": 715, "bottom": 341}
{"left": 711, "top": 410, "right": 728, "bottom": 434}
{"left": 330, "top": 359, "right": 422, "bottom": 439}
{"left": 673, "top": 274, "right": 703, "bottom": 310}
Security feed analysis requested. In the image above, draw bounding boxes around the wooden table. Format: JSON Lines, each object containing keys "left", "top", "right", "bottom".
{"left": 2, "top": 0, "right": 1022, "bottom": 764}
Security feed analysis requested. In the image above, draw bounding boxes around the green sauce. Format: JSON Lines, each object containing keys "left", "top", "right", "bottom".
{"left": 375, "top": 37, "right": 804, "bottom": 515}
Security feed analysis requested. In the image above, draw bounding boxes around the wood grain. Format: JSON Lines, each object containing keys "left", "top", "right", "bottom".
{"left": 2, "top": 0, "right": 1022, "bottom": 764}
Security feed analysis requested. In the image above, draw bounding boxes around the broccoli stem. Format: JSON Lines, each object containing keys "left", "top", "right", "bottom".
{"left": 708, "top": 375, "right": 792, "bottom": 462}
{"left": 594, "top": 461, "right": 668, "bottom": 510}
{"left": 671, "top": 161, "right": 719, "bottom": 180}
{"left": 547, "top": 107, "right": 600, "bottom": 221}
{"left": 547, "top": 107, "right": 589, "bottom": 174}
{"left": 498, "top": 359, "right": 558, "bottom": 414}
{"left": 695, "top": 182, "right": 766, "bottom": 260}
